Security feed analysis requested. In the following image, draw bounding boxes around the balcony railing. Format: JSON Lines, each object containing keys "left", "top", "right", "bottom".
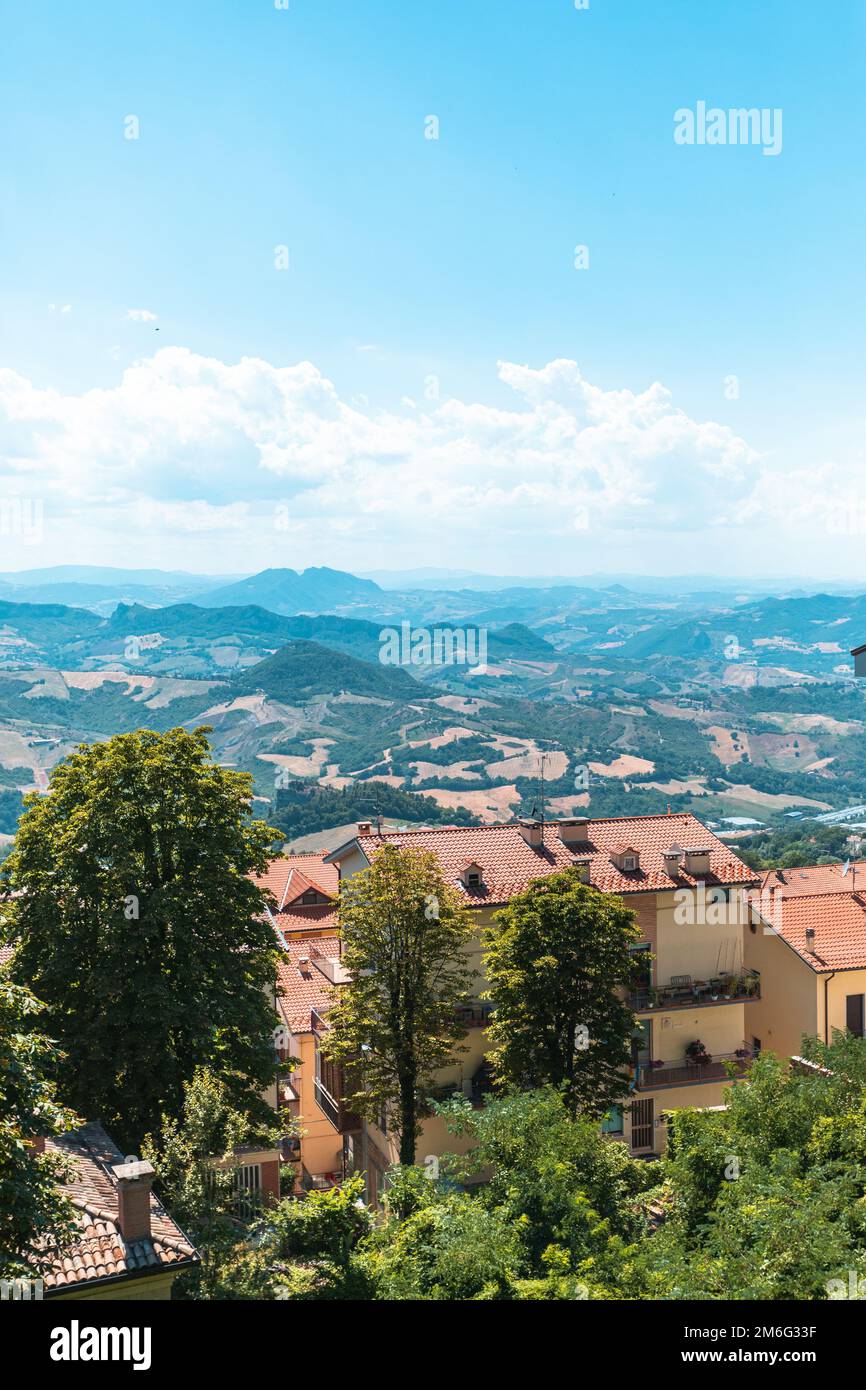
{"left": 629, "top": 970, "right": 760, "bottom": 1014}
{"left": 635, "top": 1048, "right": 755, "bottom": 1090}
{"left": 313, "top": 1077, "right": 362, "bottom": 1134}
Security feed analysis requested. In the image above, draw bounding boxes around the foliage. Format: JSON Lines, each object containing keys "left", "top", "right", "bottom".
{"left": 324, "top": 845, "right": 476, "bottom": 1164}
{"left": 0, "top": 976, "right": 80, "bottom": 1278}
{"left": 2, "top": 726, "right": 280, "bottom": 1149}
{"left": 738, "top": 824, "right": 852, "bottom": 870}
{"left": 483, "top": 869, "right": 641, "bottom": 1115}
{"left": 142, "top": 1067, "right": 288, "bottom": 1301}
{"left": 269, "top": 777, "right": 480, "bottom": 838}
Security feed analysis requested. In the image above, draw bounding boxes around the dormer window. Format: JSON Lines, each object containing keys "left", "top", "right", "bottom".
{"left": 610, "top": 844, "right": 640, "bottom": 873}
{"left": 460, "top": 860, "right": 484, "bottom": 891}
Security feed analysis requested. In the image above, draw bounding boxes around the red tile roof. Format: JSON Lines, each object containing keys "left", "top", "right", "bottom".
{"left": 36, "top": 1123, "right": 197, "bottom": 1294}
{"left": 332, "top": 814, "right": 758, "bottom": 905}
{"left": 275, "top": 934, "right": 340, "bottom": 1032}
{"left": 760, "top": 862, "right": 866, "bottom": 897}
{"left": 275, "top": 902, "right": 340, "bottom": 935}
{"left": 752, "top": 889, "right": 866, "bottom": 972}
{"left": 254, "top": 853, "right": 339, "bottom": 909}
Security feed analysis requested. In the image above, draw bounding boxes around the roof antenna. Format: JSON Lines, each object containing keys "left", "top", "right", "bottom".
{"left": 540, "top": 753, "right": 546, "bottom": 843}
{"left": 372, "top": 780, "right": 384, "bottom": 836}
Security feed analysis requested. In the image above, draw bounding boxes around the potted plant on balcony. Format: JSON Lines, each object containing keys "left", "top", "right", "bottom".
{"left": 685, "top": 1039, "right": 711, "bottom": 1068}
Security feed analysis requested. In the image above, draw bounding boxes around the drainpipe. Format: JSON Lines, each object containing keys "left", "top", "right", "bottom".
{"left": 824, "top": 972, "right": 836, "bottom": 1043}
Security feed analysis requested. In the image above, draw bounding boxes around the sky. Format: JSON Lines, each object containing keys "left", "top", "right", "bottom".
{"left": 1, "top": 0, "right": 865, "bottom": 581}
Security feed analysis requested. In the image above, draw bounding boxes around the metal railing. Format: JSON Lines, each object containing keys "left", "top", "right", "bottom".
{"left": 629, "top": 970, "right": 760, "bottom": 1013}
{"left": 636, "top": 1049, "right": 755, "bottom": 1090}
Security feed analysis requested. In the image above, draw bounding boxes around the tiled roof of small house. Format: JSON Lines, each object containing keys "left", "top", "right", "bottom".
{"left": 35, "top": 1122, "right": 197, "bottom": 1294}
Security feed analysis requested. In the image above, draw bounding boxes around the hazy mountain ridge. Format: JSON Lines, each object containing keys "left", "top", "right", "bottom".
{"left": 0, "top": 571, "right": 863, "bottom": 845}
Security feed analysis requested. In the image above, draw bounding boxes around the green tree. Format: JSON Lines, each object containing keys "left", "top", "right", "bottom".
{"left": 324, "top": 844, "right": 475, "bottom": 1164}
{"left": 483, "top": 868, "right": 641, "bottom": 1115}
{"left": 2, "top": 727, "right": 280, "bottom": 1149}
{"left": 142, "top": 1067, "right": 287, "bottom": 1301}
{"left": 270, "top": 1174, "right": 375, "bottom": 1300}
{"left": 637, "top": 1042, "right": 866, "bottom": 1299}
{"left": 0, "top": 976, "right": 80, "bottom": 1279}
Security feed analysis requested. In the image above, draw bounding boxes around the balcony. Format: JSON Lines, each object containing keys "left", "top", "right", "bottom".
{"left": 313, "top": 1077, "right": 363, "bottom": 1133}
{"left": 635, "top": 1048, "right": 755, "bottom": 1090}
{"left": 629, "top": 970, "right": 760, "bottom": 1014}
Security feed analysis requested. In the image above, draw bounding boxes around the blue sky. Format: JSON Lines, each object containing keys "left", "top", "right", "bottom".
{"left": 1, "top": 0, "right": 865, "bottom": 578}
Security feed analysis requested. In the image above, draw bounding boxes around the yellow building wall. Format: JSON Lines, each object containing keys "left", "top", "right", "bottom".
{"left": 826, "top": 970, "right": 866, "bottom": 1044}
{"left": 743, "top": 919, "right": 819, "bottom": 1059}
{"left": 645, "top": 1003, "right": 747, "bottom": 1066}
{"left": 293, "top": 1031, "right": 345, "bottom": 1179}
{"left": 50, "top": 1271, "right": 179, "bottom": 1301}
{"left": 623, "top": 1077, "right": 738, "bottom": 1154}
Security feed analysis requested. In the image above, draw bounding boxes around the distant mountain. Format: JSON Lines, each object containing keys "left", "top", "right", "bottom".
{"left": 104, "top": 603, "right": 386, "bottom": 661}
{"left": 200, "top": 567, "right": 384, "bottom": 615}
{"left": 0, "top": 566, "right": 232, "bottom": 613}
{"left": 0, "top": 565, "right": 226, "bottom": 588}
{"left": 620, "top": 621, "right": 714, "bottom": 660}
{"left": 232, "top": 640, "right": 420, "bottom": 701}
{"left": 485, "top": 623, "right": 557, "bottom": 659}
{"left": 0, "top": 598, "right": 101, "bottom": 647}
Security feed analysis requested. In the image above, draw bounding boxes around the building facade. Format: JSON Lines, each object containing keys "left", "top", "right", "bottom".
{"left": 267, "top": 814, "right": 763, "bottom": 1169}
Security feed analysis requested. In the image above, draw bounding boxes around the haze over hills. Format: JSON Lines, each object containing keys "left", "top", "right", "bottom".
{"left": 0, "top": 567, "right": 863, "bottom": 851}
{"left": 2, "top": 563, "right": 864, "bottom": 617}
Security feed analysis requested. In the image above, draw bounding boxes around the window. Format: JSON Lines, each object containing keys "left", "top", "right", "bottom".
{"left": 630, "top": 1098, "right": 654, "bottom": 1152}
{"left": 846, "top": 995, "right": 865, "bottom": 1038}
{"left": 623, "top": 855, "right": 636, "bottom": 871}
{"left": 601, "top": 1106, "right": 623, "bottom": 1136}
{"left": 235, "top": 1163, "right": 262, "bottom": 1221}
{"left": 752, "top": 1036, "right": 762, "bottom": 1054}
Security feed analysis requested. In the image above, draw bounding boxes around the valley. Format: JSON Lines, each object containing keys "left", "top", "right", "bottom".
{"left": 0, "top": 565, "right": 863, "bottom": 851}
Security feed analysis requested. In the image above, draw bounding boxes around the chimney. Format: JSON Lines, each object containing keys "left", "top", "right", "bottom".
{"left": 683, "top": 847, "right": 711, "bottom": 878}
{"left": 663, "top": 845, "right": 682, "bottom": 877}
{"left": 111, "top": 1160, "right": 155, "bottom": 1244}
{"left": 517, "top": 819, "right": 544, "bottom": 848}
{"left": 805, "top": 926, "right": 816, "bottom": 949}
{"left": 558, "top": 818, "right": 591, "bottom": 850}
{"left": 357, "top": 821, "right": 372, "bottom": 835}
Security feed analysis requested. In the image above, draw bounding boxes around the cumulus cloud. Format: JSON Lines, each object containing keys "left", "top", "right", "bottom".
{"left": 0, "top": 347, "right": 851, "bottom": 573}
{"left": 126, "top": 308, "right": 158, "bottom": 323}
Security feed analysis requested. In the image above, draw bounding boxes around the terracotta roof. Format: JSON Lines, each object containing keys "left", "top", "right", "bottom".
{"left": 254, "top": 853, "right": 339, "bottom": 909}
{"left": 275, "top": 934, "right": 340, "bottom": 1032}
{"left": 331, "top": 814, "right": 758, "bottom": 904}
{"left": 274, "top": 902, "right": 340, "bottom": 936}
{"left": 752, "top": 889, "right": 866, "bottom": 972}
{"left": 36, "top": 1122, "right": 197, "bottom": 1294}
{"left": 0, "top": 944, "right": 12, "bottom": 968}
{"left": 761, "top": 862, "right": 866, "bottom": 897}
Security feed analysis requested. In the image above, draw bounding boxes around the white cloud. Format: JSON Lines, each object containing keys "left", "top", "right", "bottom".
{"left": 0, "top": 348, "right": 856, "bottom": 575}
{"left": 126, "top": 308, "right": 158, "bottom": 323}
